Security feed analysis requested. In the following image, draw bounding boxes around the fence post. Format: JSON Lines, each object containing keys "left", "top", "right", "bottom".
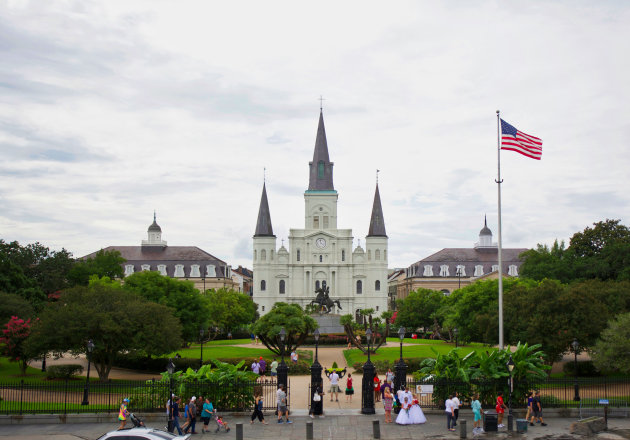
{"left": 64, "top": 378, "right": 68, "bottom": 415}
{"left": 306, "top": 421, "right": 313, "bottom": 439}
{"left": 372, "top": 419, "right": 381, "bottom": 439}
{"left": 19, "top": 380, "right": 24, "bottom": 415}
{"left": 459, "top": 419, "right": 467, "bottom": 438}
{"left": 235, "top": 422, "right": 243, "bottom": 440}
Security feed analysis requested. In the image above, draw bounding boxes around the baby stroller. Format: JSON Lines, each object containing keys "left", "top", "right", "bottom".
{"left": 213, "top": 414, "right": 230, "bottom": 433}
{"left": 129, "top": 413, "right": 146, "bottom": 427}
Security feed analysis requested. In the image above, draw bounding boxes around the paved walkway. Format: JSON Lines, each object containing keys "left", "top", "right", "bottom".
{"left": 3, "top": 414, "right": 630, "bottom": 440}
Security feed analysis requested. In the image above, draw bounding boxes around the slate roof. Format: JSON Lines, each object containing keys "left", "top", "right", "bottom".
{"left": 254, "top": 183, "right": 275, "bottom": 237}
{"left": 407, "top": 247, "right": 528, "bottom": 278}
{"left": 367, "top": 183, "right": 387, "bottom": 237}
{"left": 82, "top": 246, "right": 229, "bottom": 278}
{"left": 308, "top": 110, "right": 335, "bottom": 191}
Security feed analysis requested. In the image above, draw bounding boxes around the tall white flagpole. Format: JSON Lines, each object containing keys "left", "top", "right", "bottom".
{"left": 496, "top": 110, "right": 504, "bottom": 350}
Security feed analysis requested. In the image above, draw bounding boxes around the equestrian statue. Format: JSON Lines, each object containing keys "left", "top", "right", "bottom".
{"left": 309, "top": 286, "right": 342, "bottom": 314}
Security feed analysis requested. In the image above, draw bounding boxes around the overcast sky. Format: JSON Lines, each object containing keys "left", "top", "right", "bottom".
{"left": 1, "top": 1, "right": 629, "bottom": 270}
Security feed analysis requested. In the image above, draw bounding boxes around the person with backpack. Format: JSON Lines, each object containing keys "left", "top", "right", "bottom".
{"left": 251, "top": 393, "right": 268, "bottom": 424}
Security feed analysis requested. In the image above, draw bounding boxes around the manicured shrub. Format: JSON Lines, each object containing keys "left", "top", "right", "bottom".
{"left": 46, "top": 364, "right": 84, "bottom": 379}
{"left": 562, "top": 360, "right": 601, "bottom": 377}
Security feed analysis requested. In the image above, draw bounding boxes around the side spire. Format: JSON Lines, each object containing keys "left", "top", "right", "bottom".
{"left": 254, "top": 183, "right": 275, "bottom": 237}
{"left": 308, "top": 110, "right": 335, "bottom": 190}
{"left": 367, "top": 183, "right": 387, "bottom": 237}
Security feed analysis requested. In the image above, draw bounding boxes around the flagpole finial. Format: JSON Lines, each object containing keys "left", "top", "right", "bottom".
{"left": 496, "top": 110, "right": 500, "bottom": 115}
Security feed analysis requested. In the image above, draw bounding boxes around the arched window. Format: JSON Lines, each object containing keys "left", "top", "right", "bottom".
{"left": 254, "top": 250, "right": 257, "bottom": 261}
{"left": 341, "top": 249, "right": 345, "bottom": 262}
{"left": 315, "top": 280, "right": 320, "bottom": 290}
{"left": 261, "top": 249, "right": 266, "bottom": 261}
{"left": 375, "top": 249, "right": 380, "bottom": 260}
{"left": 368, "top": 250, "right": 371, "bottom": 261}
{"left": 356, "top": 280, "right": 363, "bottom": 294}
{"left": 279, "top": 280, "right": 285, "bottom": 294}
{"left": 270, "top": 250, "right": 274, "bottom": 261}
{"left": 384, "top": 250, "right": 387, "bottom": 261}
{"left": 297, "top": 249, "right": 301, "bottom": 261}
{"left": 375, "top": 280, "right": 381, "bottom": 291}
{"left": 260, "top": 280, "right": 266, "bottom": 291}
{"left": 318, "top": 160, "right": 325, "bottom": 178}
{"left": 319, "top": 255, "right": 323, "bottom": 262}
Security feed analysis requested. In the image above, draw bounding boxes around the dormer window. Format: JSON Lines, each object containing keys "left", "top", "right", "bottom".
{"left": 423, "top": 265, "right": 433, "bottom": 276}
{"left": 124, "top": 265, "right": 134, "bottom": 276}
{"left": 492, "top": 265, "right": 499, "bottom": 272}
{"left": 508, "top": 265, "right": 518, "bottom": 276}
{"left": 318, "top": 160, "right": 325, "bottom": 178}
{"left": 190, "top": 265, "right": 200, "bottom": 277}
{"left": 141, "top": 264, "right": 150, "bottom": 271}
{"left": 439, "top": 265, "right": 450, "bottom": 277}
{"left": 455, "top": 265, "right": 466, "bottom": 277}
{"left": 474, "top": 265, "right": 484, "bottom": 277}
{"left": 174, "top": 265, "right": 185, "bottom": 277}
{"left": 157, "top": 264, "right": 167, "bottom": 276}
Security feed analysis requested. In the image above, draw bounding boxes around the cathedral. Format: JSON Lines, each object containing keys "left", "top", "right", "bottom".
{"left": 253, "top": 110, "right": 389, "bottom": 316}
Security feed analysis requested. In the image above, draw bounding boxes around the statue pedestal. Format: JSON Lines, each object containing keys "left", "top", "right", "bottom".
{"left": 312, "top": 314, "right": 345, "bottom": 334}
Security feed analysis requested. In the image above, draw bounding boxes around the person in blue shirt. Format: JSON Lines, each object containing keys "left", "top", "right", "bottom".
{"left": 201, "top": 397, "right": 215, "bottom": 433}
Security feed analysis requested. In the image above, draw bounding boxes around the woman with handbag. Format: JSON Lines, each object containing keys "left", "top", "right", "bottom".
{"left": 309, "top": 385, "right": 324, "bottom": 418}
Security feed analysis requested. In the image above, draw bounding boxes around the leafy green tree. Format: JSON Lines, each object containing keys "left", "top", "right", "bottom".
{"left": 205, "top": 288, "right": 257, "bottom": 332}
{"left": 0, "top": 292, "right": 35, "bottom": 326}
{"left": 252, "top": 302, "right": 317, "bottom": 355}
{"left": 121, "top": 271, "right": 209, "bottom": 343}
{"left": 591, "top": 312, "right": 630, "bottom": 374}
{"left": 395, "top": 288, "right": 445, "bottom": 334}
{"left": 519, "top": 240, "right": 574, "bottom": 282}
{"left": 569, "top": 219, "right": 630, "bottom": 258}
{"left": 26, "top": 283, "right": 182, "bottom": 381}
{"left": 67, "top": 249, "right": 125, "bottom": 286}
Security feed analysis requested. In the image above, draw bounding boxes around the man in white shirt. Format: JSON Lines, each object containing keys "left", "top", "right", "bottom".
{"left": 329, "top": 370, "right": 340, "bottom": 402}
{"left": 290, "top": 351, "right": 298, "bottom": 364}
{"left": 445, "top": 394, "right": 455, "bottom": 431}
{"left": 452, "top": 391, "right": 461, "bottom": 426}
{"left": 403, "top": 387, "right": 414, "bottom": 406}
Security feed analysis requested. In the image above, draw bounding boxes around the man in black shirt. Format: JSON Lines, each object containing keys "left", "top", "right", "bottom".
{"left": 530, "top": 391, "right": 548, "bottom": 426}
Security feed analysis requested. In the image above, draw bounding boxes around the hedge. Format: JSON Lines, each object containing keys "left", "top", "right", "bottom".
{"left": 46, "top": 364, "right": 84, "bottom": 379}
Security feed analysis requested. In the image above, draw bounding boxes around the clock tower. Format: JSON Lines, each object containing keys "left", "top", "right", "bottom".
{"left": 253, "top": 109, "right": 389, "bottom": 316}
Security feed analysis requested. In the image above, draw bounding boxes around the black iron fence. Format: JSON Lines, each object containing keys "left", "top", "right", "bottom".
{"left": 406, "top": 376, "right": 630, "bottom": 411}
{"left": 0, "top": 379, "right": 287, "bottom": 415}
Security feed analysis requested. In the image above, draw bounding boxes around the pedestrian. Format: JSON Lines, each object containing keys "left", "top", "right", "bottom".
{"left": 496, "top": 391, "right": 506, "bottom": 428}
{"left": 329, "top": 369, "right": 340, "bottom": 402}
{"left": 259, "top": 357, "right": 267, "bottom": 381}
{"left": 172, "top": 397, "right": 183, "bottom": 435}
{"left": 290, "top": 350, "right": 298, "bottom": 364}
{"left": 251, "top": 358, "right": 260, "bottom": 376}
{"left": 276, "top": 384, "right": 292, "bottom": 424}
{"left": 385, "top": 368, "right": 394, "bottom": 384}
{"left": 180, "top": 398, "right": 190, "bottom": 432}
{"left": 525, "top": 391, "right": 534, "bottom": 421}
{"left": 445, "top": 394, "right": 455, "bottom": 431}
{"left": 309, "top": 384, "right": 324, "bottom": 418}
{"left": 345, "top": 373, "right": 354, "bottom": 402}
{"left": 250, "top": 332, "right": 255, "bottom": 344}
{"left": 251, "top": 393, "right": 268, "bottom": 424}
{"left": 255, "top": 334, "right": 259, "bottom": 345}
{"left": 201, "top": 397, "right": 215, "bottom": 433}
{"left": 383, "top": 386, "right": 394, "bottom": 423}
{"left": 117, "top": 398, "right": 130, "bottom": 430}
{"left": 471, "top": 393, "right": 484, "bottom": 434}
{"left": 184, "top": 396, "right": 197, "bottom": 434}
{"left": 270, "top": 358, "right": 278, "bottom": 379}
{"left": 373, "top": 375, "right": 381, "bottom": 402}
{"left": 530, "top": 390, "right": 547, "bottom": 426}
{"left": 380, "top": 379, "right": 392, "bottom": 401}
{"left": 452, "top": 391, "right": 460, "bottom": 426}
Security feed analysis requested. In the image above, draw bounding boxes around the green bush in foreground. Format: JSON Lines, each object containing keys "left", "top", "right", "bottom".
{"left": 45, "top": 364, "right": 84, "bottom": 380}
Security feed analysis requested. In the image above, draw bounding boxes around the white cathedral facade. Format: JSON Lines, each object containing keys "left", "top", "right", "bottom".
{"left": 253, "top": 110, "right": 389, "bottom": 316}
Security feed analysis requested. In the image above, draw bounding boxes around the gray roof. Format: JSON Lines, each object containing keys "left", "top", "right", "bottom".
{"left": 82, "top": 246, "right": 229, "bottom": 278}
{"left": 367, "top": 183, "right": 387, "bottom": 237}
{"left": 407, "top": 247, "right": 528, "bottom": 278}
{"left": 479, "top": 216, "right": 492, "bottom": 236}
{"left": 148, "top": 212, "right": 161, "bottom": 232}
{"left": 308, "top": 111, "right": 335, "bottom": 191}
{"left": 254, "top": 183, "right": 275, "bottom": 237}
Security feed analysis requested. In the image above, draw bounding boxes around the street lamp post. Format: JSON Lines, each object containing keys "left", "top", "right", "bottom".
{"left": 277, "top": 327, "right": 288, "bottom": 389}
{"left": 199, "top": 327, "right": 205, "bottom": 369}
{"left": 81, "top": 340, "right": 95, "bottom": 405}
{"left": 507, "top": 355, "right": 515, "bottom": 431}
{"left": 310, "top": 329, "right": 323, "bottom": 416}
{"left": 361, "top": 328, "right": 375, "bottom": 414}
{"left": 456, "top": 266, "right": 462, "bottom": 289}
{"left": 454, "top": 327, "right": 459, "bottom": 348}
{"left": 572, "top": 338, "right": 580, "bottom": 401}
{"left": 41, "top": 353, "right": 46, "bottom": 372}
{"left": 167, "top": 359, "right": 175, "bottom": 433}
{"left": 394, "top": 327, "right": 407, "bottom": 414}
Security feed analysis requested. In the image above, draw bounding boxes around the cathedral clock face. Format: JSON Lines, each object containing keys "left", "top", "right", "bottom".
{"left": 315, "top": 238, "right": 327, "bottom": 249}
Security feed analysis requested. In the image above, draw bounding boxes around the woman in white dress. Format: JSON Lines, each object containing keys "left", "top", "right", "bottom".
{"left": 395, "top": 397, "right": 411, "bottom": 425}
{"left": 408, "top": 395, "right": 427, "bottom": 424}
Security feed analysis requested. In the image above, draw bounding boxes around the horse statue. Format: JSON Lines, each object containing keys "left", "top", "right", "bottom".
{"left": 309, "top": 286, "right": 342, "bottom": 314}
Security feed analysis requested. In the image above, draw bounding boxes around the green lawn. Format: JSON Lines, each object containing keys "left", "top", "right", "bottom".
{"left": 0, "top": 358, "right": 51, "bottom": 384}
{"left": 344, "top": 342, "right": 496, "bottom": 366}
{"left": 191, "top": 338, "right": 251, "bottom": 346}
{"left": 386, "top": 337, "right": 453, "bottom": 345}
{"left": 165, "top": 346, "right": 313, "bottom": 363}
{"left": 0, "top": 401, "right": 116, "bottom": 412}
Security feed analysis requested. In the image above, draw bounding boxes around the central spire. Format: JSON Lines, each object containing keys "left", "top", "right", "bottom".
{"left": 367, "top": 183, "right": 387, "bottom": 237}
{"left": 308, "top": 110, "right": 335, "bottom": 191}
{"left": 254, "top": 183, "right": 275, "bottom": 237}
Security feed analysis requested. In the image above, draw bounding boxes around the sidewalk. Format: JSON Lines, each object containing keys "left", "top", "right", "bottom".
{"left": 2, "top": 413, "right": 630, "bottom": 440}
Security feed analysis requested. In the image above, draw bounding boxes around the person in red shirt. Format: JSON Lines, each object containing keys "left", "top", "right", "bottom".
{"left": 373, "top": 375, "right": 382, "bottom": 402}
{"left": 496, "top": 391, "right": 507, "bottom": 428}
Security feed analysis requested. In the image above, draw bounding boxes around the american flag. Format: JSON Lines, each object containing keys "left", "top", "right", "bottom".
{"left": 500, "top": 119, "right": 542, "bottom": 160}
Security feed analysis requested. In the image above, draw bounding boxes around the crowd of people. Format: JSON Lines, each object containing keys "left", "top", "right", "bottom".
{"left": 162, "top": 395, "right": 230, "bottom": 434}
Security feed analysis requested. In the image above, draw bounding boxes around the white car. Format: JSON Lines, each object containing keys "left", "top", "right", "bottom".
{"left": 97, "top": 427, "right": 191, "bottom": 440}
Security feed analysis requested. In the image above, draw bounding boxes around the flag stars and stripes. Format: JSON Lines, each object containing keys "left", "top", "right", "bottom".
{"left": 500, "top": 119, "right": 543, "bottom": 160}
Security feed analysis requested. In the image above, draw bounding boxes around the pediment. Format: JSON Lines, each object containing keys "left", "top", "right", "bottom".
{"left": 305, "top": 231, "right": 337, "bottom": 239}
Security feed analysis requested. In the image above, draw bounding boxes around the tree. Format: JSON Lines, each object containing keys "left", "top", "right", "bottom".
{"left": 67, "top": 249, "right": 125, "bottom": 286}
{"left": 0, "top": 292, "right": 35, "bottom": 326}
{"left": 519, "top": 240, "right": 574, "bottom": 283}
{"left": 121, "top": 271, "right": 210, "bottom": 343}
{"left": 569, "top": 219, "right": 630, "bottom": 258}
{"left": 205, "top": 288, "right": 257, "bottom": 332}
{"left": 252, "top": 302, "right": 317, "bottom": 355}
{"left": 395, "top": 288, "right": 445, "bottom": 334}
{"left": 0, "top": 316, "right": 36, "bottom": 374}
{"left": 341, "top": 309, "right": 391, "bottom": 354}
{"left": 591, "top": 312, "right": 630, "bottom": 374}
{"left": 26, "top": 283, "right": 182, "bottom": 381}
